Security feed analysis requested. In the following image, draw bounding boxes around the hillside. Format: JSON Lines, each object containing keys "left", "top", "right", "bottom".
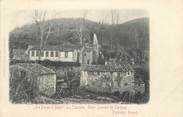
{"left": 9, "top": 18, "right": 100, "bottom": 48}
{"left": 9, "top": 17, "right": 149, "bottom": 64}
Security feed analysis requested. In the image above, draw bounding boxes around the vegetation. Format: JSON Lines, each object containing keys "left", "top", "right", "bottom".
{"left": 9, "top": 17, "right": 149, "bottom": 65}
{"left": 9, "top": 17, "right": 149, "bottom": 104}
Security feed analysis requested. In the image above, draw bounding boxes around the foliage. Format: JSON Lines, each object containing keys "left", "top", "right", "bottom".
{"left": 10, "top": 72, "right": 37, "bottom": 103}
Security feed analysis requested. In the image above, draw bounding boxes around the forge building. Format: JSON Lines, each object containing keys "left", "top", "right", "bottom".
{"left": 10, "top": 63, "right": 56, "bottom": 97}
{"left": 80, "top": 65, "right": 145, "bottom": 94}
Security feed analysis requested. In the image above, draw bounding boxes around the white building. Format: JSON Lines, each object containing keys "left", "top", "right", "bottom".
{"left": 27, "top": 33, "right": 100, "bottom": 64}
{"left": 28, "top": 45, "right": 81, "bottom": 62}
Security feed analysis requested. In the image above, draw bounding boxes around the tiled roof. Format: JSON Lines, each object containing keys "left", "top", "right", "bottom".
{"left": 11, "top": 63, "right": 55, "bottom": 75}
{"left": 29, "top": 45, "right": 81, "bottom": 51}
{"left": 81, "top": 64, "right": 133, "bottom": 72}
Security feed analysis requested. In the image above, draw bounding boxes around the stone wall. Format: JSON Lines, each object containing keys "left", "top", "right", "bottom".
{"left": 112, "top": 74, "right": 135, "bottom": 93}
{"left": 38, "top": 74, "right": 56, "bottom": 96}
{"left": 80, "top": 71, "right": 135, "bottom": 94}
{"left": 134, "top": 82, "right": 145, "bottom": 93}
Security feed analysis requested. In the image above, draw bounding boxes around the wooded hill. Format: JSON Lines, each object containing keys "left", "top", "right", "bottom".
{"left": 9, "top": 17, "right": 149, "bottom": 64}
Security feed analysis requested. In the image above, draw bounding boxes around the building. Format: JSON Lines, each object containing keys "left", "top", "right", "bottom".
{"left": 26, "top": 33, "right": 100, "bottom": 64}
{"left": 10, "top": 63, "right": 56, "bottom": 97}
{"left": 27, "top": 45, "right": 81, "bottom": 62}
{"left": 12, "top": 49, "right": 29, "bottom": 61}
{"left": 80, "top": 64, "right": 144, "bottom": 94}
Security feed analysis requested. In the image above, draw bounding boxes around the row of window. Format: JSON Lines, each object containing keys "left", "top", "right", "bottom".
{"left": 30, "top": 50, "right": 71, "bottom": 58}
{"left": 91, "top": 71, "right": 132, "bottom": 76}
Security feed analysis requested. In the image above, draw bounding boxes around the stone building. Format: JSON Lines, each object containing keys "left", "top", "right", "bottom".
{"left": 80, "top": 64, "right": 145, "bottom": 94}
{"left": 10, "top": 63, "right": 56, "bottom": 97}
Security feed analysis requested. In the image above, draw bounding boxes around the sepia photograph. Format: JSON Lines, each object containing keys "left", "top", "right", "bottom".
{"left": 1, "top": 0, "right": 183, "bottom": 116}
{"left": 9, "top": 9, "right": 149, "bottom": 104}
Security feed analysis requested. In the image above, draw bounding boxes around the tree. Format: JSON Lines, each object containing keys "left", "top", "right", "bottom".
{"left": 97, "top": 19, "right": 105, "bottom": 46}
{"left": 80, "top": 10, "right": 89, "bottom": 46}
{"left": 109, "top": 10, "right": 120, "bottom": 49}
{"left": 32, "top": 10, "right": 54, "bottom": 60}
{"left": 110, "top": 10, "right": 120, "bottom": 25}
{"left": 82, "top": 10, "right": 89, "bottom": 26}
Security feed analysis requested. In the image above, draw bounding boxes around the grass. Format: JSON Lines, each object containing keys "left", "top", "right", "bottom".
{"left": 32, "top": 96, "right": 63, "bottom": 104}
{"left": 56, "top": 98, "right": 117, "bottom": 104}
{"left": 32, "top": 96, "right": 119, "bottom": 104}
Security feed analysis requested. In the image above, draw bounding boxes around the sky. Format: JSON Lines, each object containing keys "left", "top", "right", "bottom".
{"left": 10, "top": 9, "right": 148, "bottom": 30}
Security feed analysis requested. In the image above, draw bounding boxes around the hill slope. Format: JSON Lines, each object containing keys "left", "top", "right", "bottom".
{"left": 9, "top": 17, "right": 149, "bottom": 64}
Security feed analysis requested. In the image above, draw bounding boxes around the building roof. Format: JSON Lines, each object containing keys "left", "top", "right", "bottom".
{"left": 81, "top": 64, "right": 133, "bottom": 72}
{"left": 10, "top": 63, "right": 55, "bottom": 75}
{"left": 29, "top": 44, "right": 81, "bottom": 51}
{"left": 12, "top": 49, "right": 26, "bottom": 55}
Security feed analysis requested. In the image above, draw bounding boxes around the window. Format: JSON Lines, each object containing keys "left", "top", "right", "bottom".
{"left": 126, "top": 71, "right": 131, "bottom": 76}
{"left": 117, "top": 72, "right": 120, "bottom": 76}
{"left": 55, "top": 51, "right": 58, "bottom": 57}
{"left": 51, "top": 51, "right": 54, "bottom": 57}
{"left": 46, "top": 51, "right": 49, "bottom": 57}
{"left": 41, "top": 51, "right": 44, "bottom": 57}
{"left": 65, "top": 52, "right": 68, "bottom": 58}
{"left": 31, "top": 51, "right": 35, "bottom": 56}
{"left": 36, "top": 51, "right": 39, "bottom": 56}
{"left": 124, "top": 83, "right": 128, "bottom": 86}
{"left": 68, "top": 52, "right": 73, "bottom": 57}
{"left": 20, "top": 71, "right": 26, "bottom": 78}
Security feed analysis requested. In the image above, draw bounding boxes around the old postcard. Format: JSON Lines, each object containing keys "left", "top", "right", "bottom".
{"left": 0, "top": 0, "right": 183, "bottom": 117}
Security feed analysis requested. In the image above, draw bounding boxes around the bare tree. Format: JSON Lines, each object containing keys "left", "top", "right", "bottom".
{"left": 77, "top": 10, "right": 89, "bottom": 46}
{"left": 98, "top": 19, "right": 105, "bottom": 46}
{"left": 115, "top": 11, "right": 119, "bottom": 25}
{"left": 110, "top": 9, "right": 120, "bottom": 25}
{"left": 110, "top": 10, "right": 115, "bottom": 25}
{"left": 110, "top": 10, "right": 115, "bottom": 49}
{"left": 110, "top": 10, "right": 120, "bottom": 49}
{"left": 32, "top": 10, "right": 53, "bottom": 60}
{"left": 82, "top": 10, "right": 88, "bottom": 25}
